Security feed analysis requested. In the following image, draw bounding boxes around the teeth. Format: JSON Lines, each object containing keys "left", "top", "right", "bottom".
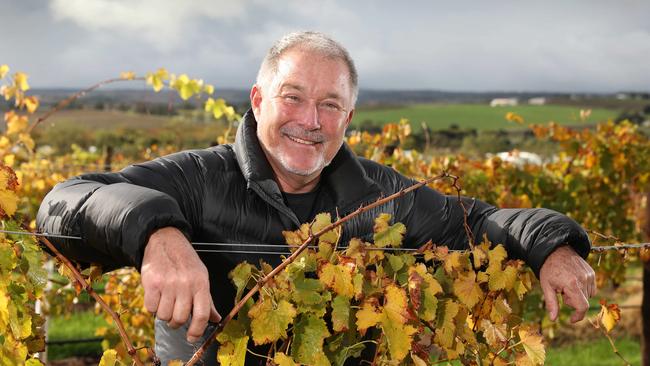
{"left": 287, "top": 135, "right": 317, "bottom": 145}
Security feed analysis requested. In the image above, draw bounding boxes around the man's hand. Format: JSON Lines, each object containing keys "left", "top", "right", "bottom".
{"left": 539, "top": 245, "right": 596, "bottom": 323}
{"left": 141, "top": 227, "right": 221, "bottom": 343}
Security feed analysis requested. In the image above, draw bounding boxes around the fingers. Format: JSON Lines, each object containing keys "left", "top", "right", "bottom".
{"left": 186, "top": 291, "right": 213, "bottom": 343}
{"left": 541, "top": 282, "right": 559, "bottom": 321}
{"left": 210, "top": 303, "right": 222, "bottom": 323}
{"left": 169, "top": 287, "right": 192, "bottom": 329}
{"left": 562, "top": 281, "right": 590, "bottom": 323}
{"left": 156, "top": 291, "right": 175, "bottom": 323}
{"left": 579, "top": 258, "right": 597, "bottom": 298}
{"left": 143, "top": 286, "right": 161, "bottom": 315}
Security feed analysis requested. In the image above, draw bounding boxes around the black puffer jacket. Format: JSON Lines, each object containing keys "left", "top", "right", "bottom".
{"left": 37, "top": 109, "right": 590, "bottom": 318}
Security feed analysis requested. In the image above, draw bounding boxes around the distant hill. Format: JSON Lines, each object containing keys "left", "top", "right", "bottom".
{"left": 21, "top": 88, "right": 621, "bottom": 109}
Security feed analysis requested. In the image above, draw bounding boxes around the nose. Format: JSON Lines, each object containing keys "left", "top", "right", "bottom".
{"left": 299, "top": 101, "right": 321, "bottom": 130}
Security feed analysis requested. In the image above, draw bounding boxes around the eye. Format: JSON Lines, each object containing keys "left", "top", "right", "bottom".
{"left": 322, "top": 101, "right": 342, "bottom": 110}
{"left": 283, "top": 94, "right": 301, "bottom": 103}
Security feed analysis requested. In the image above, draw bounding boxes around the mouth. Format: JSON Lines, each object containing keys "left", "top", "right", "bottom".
{"left": 284, "top": 134, "right": 321, "bottom": 146}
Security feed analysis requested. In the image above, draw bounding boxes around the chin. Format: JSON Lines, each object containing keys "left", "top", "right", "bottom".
{"left": 279, "top": 156, "right": 327, "bottom": 177}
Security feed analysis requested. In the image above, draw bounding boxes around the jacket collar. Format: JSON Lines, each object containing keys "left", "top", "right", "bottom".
{"left": 233, "top": 110, "right": 381, "bottom": 211}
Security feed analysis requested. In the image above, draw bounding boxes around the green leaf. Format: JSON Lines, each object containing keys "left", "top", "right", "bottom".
{"left": 216, "top": 319, "right": 249, "bottom": 366}
{"left": 373, "top": 213, "right": 406, "bottom": 248}
{"left": 248, "top": 299, "right": 296, "bottom": 345}
{"left": 291, "top": 314, "right": 331, "bottom": 366}
{"left": 229, "top": 262, "right": 253, "bottom": 302}
{"left": 312, "top": 212, "right": 339, "bottom": 244}
{"left": 331, "top": 295, "right": 351, "bottom": 332}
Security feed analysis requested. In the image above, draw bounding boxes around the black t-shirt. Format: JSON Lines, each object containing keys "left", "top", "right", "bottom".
{"left": 282, "top": 185, "right": 321, "bottom": 224}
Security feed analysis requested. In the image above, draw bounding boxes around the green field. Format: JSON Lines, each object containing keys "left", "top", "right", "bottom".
{"left": 352, "top": 104, "right": 618, "bottom": 132}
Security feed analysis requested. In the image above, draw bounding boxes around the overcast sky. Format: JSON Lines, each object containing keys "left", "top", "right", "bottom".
{"left": 1, "top": 0, "right": 649, "bottom": 92}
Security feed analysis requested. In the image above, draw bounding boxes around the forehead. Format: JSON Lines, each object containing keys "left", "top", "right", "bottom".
{"left": 270, "top": 49, "right": 353, "bottom": 99}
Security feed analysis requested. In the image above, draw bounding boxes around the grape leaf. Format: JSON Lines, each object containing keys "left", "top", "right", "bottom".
{"left": 355, "top": 299, "right": 382, "bottom": 332}
{"left": 312, "top": 212, "right": 339, "bottom": 244}
{"left": 453, "top": 270, "right": 483, "bottom": 309}
{"left": 216, "top": 319, "right": 249, "bottom": 366}
{"left": 0, "top": 65, "right": 8, "bottom": 79}
{"left": 318, "top": 262, "right": 355, "bottom": 298}
{"left": 98, "top": 349, "right": 118, "bottom": 366}
{"left": 229, "top": 262, "right": 253, "bottom": 302}
{"left": 248, "top": 299, "right": 296, "bottom": 345}
{"left": 291, "top": 314, "right": 331, "bottom": 366}
{"left": 274, "top": 352, "right": 299, "bottom": 366}
{"left": 331, "top": 295, "right": 351, "bottom": 332}
{"left": 381, "top": 284, "right": 417, "bottom": 361}
{"left": 373, "top": 213, "right": 405, "bottom": 248}
{"left": 598, "top": 299, "right": 621, "bottom": 333}
{"left": 487, "top": 264, "right": 517, "bottom": 291}
{"left": 518, "top": 325, "right": 545, "bottom": 365}
{"left": 434, "top": 300, "right": 459, "bottom": 349}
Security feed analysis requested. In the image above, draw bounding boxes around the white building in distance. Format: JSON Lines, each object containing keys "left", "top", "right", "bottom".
{"left": 490, "top": 98, "right": 518, "bottom": 107}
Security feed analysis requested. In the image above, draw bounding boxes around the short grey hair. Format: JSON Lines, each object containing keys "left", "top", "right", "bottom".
{"left": 256, "top": 31, "right": 359, "bottom": 105}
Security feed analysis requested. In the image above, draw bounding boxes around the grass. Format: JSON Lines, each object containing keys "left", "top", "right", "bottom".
{"left": 47, "top": 310, "right": 106, "bottom": 360}
{"left": 352, "top": 103, "right": 618, "bottom": 132}
{"left": 546, "top": 335, "right": 640, "bottom": 365}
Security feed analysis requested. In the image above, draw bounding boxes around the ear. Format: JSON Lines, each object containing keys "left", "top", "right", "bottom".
{"left": 250, "top": 84, "right": 263, "bottom": 117}
{"left": 344, "top": 109, "right": 354, "bottom": 129}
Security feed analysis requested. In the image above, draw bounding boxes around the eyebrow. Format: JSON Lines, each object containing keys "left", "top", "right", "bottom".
{"left": 279, "top": 83, "right": 344, "bottom": 101}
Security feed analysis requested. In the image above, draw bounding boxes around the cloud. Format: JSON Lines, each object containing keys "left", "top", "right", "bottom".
{"left": 49, "top": 0, "right": 248, "bottom": 52}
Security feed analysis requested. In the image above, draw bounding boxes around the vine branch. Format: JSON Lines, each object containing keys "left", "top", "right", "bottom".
{"left": 184, "top": 172, "right": 452, "bottom": 365}
{"left": 39, "top": 236, "right": 155, "bottom": 366}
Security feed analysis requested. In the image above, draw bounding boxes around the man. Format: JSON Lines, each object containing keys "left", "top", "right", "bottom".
{"left": 37, "top": 31, "right": 595, "bottom": 364}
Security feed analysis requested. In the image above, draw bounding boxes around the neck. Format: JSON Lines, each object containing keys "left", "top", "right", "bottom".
{"left": 274, "top": 169, "right": 321, "bottom": 193}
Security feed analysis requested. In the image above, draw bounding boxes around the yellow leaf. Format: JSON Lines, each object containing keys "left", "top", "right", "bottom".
{"left": 318, "top": 262, "right": 355, "bottom": 297}
{"left": 355, "top": 299, "right": 382, "bottom": 332}
{"left": 488, "top": 245, "right": 507, "bottom": 267}
{"left": 382, "top": 284, "right": 417, "bottom": 361}
{"left": 490, "top": 294, "right": 512, "bottom": 323}
{"left": 444, "top": 251, "right": 465, "bottom": 273}
{"left": 98, "top": 349, "right": 118, "bottom": 366}
{"left": 487, "top": 264, "right": 518, "bottom": 291}
{"left": 23, "top": 96, "right": 39, "bottom": 114}
{"left": 472, "top": 243, "right": 489, "bottom": 269}
{"left": 311, "top": 212, "right": 339, "bottom": 244}
{"left": 434, "top": 300, "right": 460, "bottom": 349}
{"left": 146, "top": 68, "right": 169, "bottom": 92}
{"left": 274, "top": 352, "right": 299, "bottom": 366}
{"left": 518, "top": 325, "right": 545, "bottom": 366}
{"left": 453, "top": 270, "right": 483, "bottom": 308}
{"left": 480, "top": 319, "right": 508, "bottom": 348}
{"left": 19, "top": 133, "right": 35, "bottom": 150}
{"left": 120, "top": 71, "right": 136, "bottom": 80}
{"left": 0, "top": 285, "right": 9, "bottom": 330}
{"left": 248, "top": 299, "right": 296, "bottom": 345}
{"left": 13, "top": 72, "right": 29, "bottom": 91}
{"left": 0, "top": 64, "right": 8, "bottom": 79}
{"left": 505, "top": 112, "right": 524, "bottom": 124}
{"left": 0, "top": 164, "right": 19, "bottom": 217}
{"left": 6, "top": 112, "right": 29, "bottom": 135}
{"left": 598, "top": 299, "right": 621, "bottom": 333}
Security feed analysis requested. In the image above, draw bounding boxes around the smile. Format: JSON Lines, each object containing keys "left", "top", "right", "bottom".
{"left": 285, "top": 135, "right": 320, "bottom": 146}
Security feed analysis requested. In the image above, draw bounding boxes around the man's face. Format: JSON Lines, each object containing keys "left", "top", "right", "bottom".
{"left": 251, "top": 49, "right": 355, "bottom": 189}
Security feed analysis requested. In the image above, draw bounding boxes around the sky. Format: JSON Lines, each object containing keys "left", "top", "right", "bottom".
{"left": 1, "top": 0, "right": 649, "bottom": 92}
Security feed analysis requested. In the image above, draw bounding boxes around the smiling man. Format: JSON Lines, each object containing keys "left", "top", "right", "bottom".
{"left": 37, "top": 31, "right": 595, "bottom": 365}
